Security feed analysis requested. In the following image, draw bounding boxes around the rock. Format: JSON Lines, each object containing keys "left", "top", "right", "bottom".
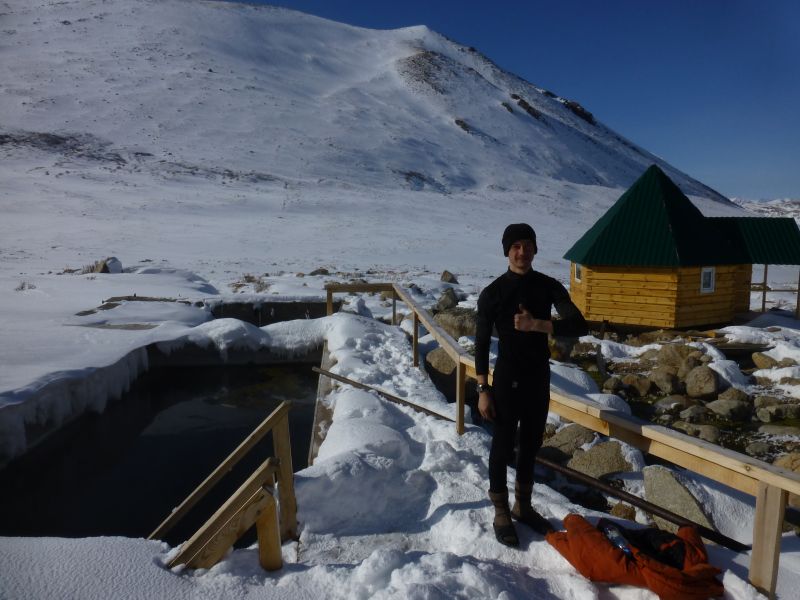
{"left": 309, "top": 268, "right": 329, "bottom": 276}
{"left": 622, "top": 374, "right": 654, "bottom": 397}
{"left": 570, "top": 341, "right": 597, "bottom": 359}
{"left": 759, "top": 424, "right": 800, "bottom": 436}
{"left": 433, "top": 307, "right": 477, "bottom": 339}
{"left": 654, "top": 395, "right": 697, "bottom": 415}
{"left": 540, "top": 424, "right": 596, "bottom": 463}
{"left": 706, "top": 399, "right": 751, "bottom": 422}
{"left": 603, "top": 376, "right": 623, "bottom": 393}
{"left": 93, "top": 256, "right": 122, "bottom": 273}
{"left": 685, "top": 366, "right": 719, "bottom": 399}
{"left": 745, "top": 441, "right": 772, "bottom": 458}
{"left": 773, "top": 453, "right": 800, "bottom": 508}
{"left": 678, "top": 405, "right": 710, "bottom": 423}
{"left": 780, "top": 377, "right": 800, "bottom": 386}
{"left": 752, "top": 352, "right": 779, "bottom": 370}
{"left": 567, "top": 441, "right": 633, "bottom": 479}
{"left": 717, "top": 387, "right": 750, "bottom": 404}
{"left": 609, "top": 502, "right": 637, "bottom": 521}
{"left": 650, "top": 366, "right": 682, "bottom": 395}
{"left": 754, "top": 395, "right": 780, "bottom": 409}
{"left": 643, "top": 465, "right": 716, "bottom": 534}
{"left": 677, "top": 355, "right": 703, "bottom": 380}
{"left": 672, "top": 422, "right": 721, "bottom": 444}
{"left": 756, "top": 403, "right": 800, "bottom": 423}
{"left": 779, "top": 358, "right": 798, "bottom": 368}
{"left": 434, "top": 288, "right": 458, "bottom": 312}
{"left": 440, "top": 270, "right": 458, "bottom": 284}
{"left": 424, "top": 347, "right": 456, "bottom": 377}
{"left": 656, "top": 344, "right": 695, "bottom": 369}
{"left": 549, "top": 337, "right": 578, "bottom": 361}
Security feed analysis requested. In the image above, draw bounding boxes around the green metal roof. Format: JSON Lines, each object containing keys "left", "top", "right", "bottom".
{"left": 564, "top": 165, "right": 745, "bottom": 266}
{"left": 707, "top": 217, "right": 800, "bottom": 265}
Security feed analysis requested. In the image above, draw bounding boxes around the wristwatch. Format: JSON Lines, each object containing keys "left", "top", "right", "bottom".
{"left": 476, "top": 383, "right": 491, "bottom": 394}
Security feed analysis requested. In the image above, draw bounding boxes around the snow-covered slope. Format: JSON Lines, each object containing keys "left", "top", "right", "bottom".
{"left": 2, "top": 0, "right": 730, "bottom": 197}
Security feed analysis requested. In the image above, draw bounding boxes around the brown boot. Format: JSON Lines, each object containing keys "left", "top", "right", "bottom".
{"left": 488, "top": 490, "right": 519, "bottom": 547}
{"left": 511, "top": 481, "right": 554, "bottom": 535}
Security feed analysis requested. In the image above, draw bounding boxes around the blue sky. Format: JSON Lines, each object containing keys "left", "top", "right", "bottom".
{"left": 260, "top": 1, "right": 798, "bottom": 199}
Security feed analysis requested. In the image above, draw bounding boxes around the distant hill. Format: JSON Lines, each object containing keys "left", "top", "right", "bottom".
{"left": 1, "top": 0, "right": 731, "bottom": 201}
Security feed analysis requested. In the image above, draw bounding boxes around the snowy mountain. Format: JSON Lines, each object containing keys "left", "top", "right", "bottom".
{"left": 1, "top": 0, "right": 734, "bottom": 198}
{"left": 732, "top": 198, "right": 800, "bottom": 223}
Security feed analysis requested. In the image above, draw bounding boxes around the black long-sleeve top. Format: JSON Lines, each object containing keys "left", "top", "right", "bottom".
{"left": 475, "top": 269, "right": 588, "bottom": 376}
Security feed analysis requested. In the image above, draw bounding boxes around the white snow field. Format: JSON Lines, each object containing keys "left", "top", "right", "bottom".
{"left": 2, "top": 0, "right": 800, "bottom": 598}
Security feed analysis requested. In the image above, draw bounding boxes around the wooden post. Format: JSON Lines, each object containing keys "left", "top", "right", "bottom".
{"left": 326, "top": 289, "right": 333, "bottom": 316}
{"left": 762, "top": 264, "right": 769, "bottom": 313}
{"left": 412, "top": 312, "right": 420, "bottom": 368}
{"left": 149, "top": 403, "right": 292, "bottom": 540}
{"left": 167, "top": 459, "right": 277, "bottom": 568}
{"left": 749, "top": 482, "right": 787, "bottom": 598}
{"left": 272, "top": 413, "right": 297, "bottom": 541}
{"left": 455, "top": 361, "right": 466, "bottom": 435}
{"left": 392, "top": 292, "right": 397, "bottom": 326}
{"left": 796, "top": 268, "right": 800, "bottom": 320}
{"left": 256, "top": 493, "right": 283, "bottom": 571}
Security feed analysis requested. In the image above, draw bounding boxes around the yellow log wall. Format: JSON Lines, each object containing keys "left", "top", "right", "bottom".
{"left": 569, "top": 263, "right": 751, "bottom": 328}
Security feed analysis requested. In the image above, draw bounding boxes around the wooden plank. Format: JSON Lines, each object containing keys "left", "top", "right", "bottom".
{"left": 584, "top": 272, "right": 678, "bottom": 283}
{"left": 326, "top": 290, "right": 333, "bottom": 316}
{"left": 412, "top": 312, "right": 420, "bottom": 368}
{"left": 586, "top": 266, "right": 678, "bottom": 276}
{"left": 584, "top": 302, "right": 675, "bottom": 320}
{"left": 167, "top": 458, "right": 278, "bottom": 568}
{"left": 456, "top": 361, "right": 466, "bottom": 436}
{"left": 149, "top": 403, "right": 291, "bottom": 540}
{"left": 392, "top": 285, "right": 469, "bottom": 364}
{"left": 325, "top": 283, "right": 395, "bottom": 293}
{"left": 749, "top": 482, "right": 787, "bottom": 598}
{"left": 586, "top": 279, "right": 678, "bottom": 291}
{"left": 256, "top": 494, "right": 282, "bottom": 571}
{"left": 585, "top": 292, "right": 676, "bottom": 306}
{"left": 550, "top": 390, "right": 800, "bottom": 496}
{"left": 272, "top": 414, "right": 297, "bottom": 541}
{"left": 583, "top": 311, "right": 674, "bottom": 328}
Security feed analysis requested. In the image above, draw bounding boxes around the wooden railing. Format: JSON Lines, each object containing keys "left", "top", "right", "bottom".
{"left": 149, "top": 401, "right": 297, "bottom": 571}
{"left": 325, "top": 282, "right": 800, "bottom": 598}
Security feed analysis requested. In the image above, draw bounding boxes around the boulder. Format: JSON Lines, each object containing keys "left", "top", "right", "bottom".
{"left": 567, "top": 441, "right": 633, "bottom": 479}
{"left": 540, "top": 424, "right": 596, "bottom": 463}
{"left": 677, "top": 355, "right": 703, "bottom": 380}
{"left": 433, "top": 307, "right": 477, "bottom": 339}
{"left": 672, "top": 422, "right": 721, "bottom": 444}
{"left": 440, "top": 270, "right": 458, "bottom": 284}
{"left": 602, "top": 376, "right": 623, "bottom": 393}
{"left": 779, "top": 358, "right": 798, "bottom": 368}
{"left": 754, "top": 395, "right": 780, "bottom": 409}
{"left": 745, "top": 441, "right": 772, "bottom": 458}
{"left": 773, "top": 452, "right": 800, "bottom": 509}
{"left": 685, "top": 366, "right": 719, "bottom": 399}
{"left": 705, "top": 399, "right": 751, "bottom": 422}
{"left": 717, "top": 387, "right": 750, "bottom": 404}
{"left": 649, "top": 366, "right": 682, "bottom": 395}
{"left": 656, "top": 344, "right": 695, "bottom": 370}
{"left": 679, "top": 405, "right": 710, "bottom": 423}
{"left": 643, "top": 465, "right": 716, "bottom": 534}
{"left": 433, "top": 288, "right": 458, "bottom": 312}
{"left": 756, "top": 403, "right": 800, "bottom": 423}
{"left": 759, "top": 424, "right": 800, "bottom": 436}
{"left": 424, "top": 347, "right": 456, "bottom": 377}
{"left": 609, "top": 502, "right": 637, "bottom": 521}
{"left": 309, "top": 267, "right": 329, "bottom": 276}
{"left": 752, "top": 352, "right": 779, "bottom": 370}
{"left": 621, "top": 374, "right": 654, "bottom": 397}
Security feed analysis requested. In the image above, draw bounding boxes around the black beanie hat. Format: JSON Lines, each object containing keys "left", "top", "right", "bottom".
{"left": 502, "top": 223, "right": 537, "bottom": 256}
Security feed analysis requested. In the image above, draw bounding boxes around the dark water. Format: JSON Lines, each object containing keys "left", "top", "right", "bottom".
{"left": 0, "top": 365, "right": 317, "bottom": 546}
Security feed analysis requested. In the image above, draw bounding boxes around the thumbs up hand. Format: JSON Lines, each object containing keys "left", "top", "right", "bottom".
{"left": 514, "top": 304, "right": 554, "bottom": 334}
{"left": 514, "top": 304, "right": 534, "bottom": 332}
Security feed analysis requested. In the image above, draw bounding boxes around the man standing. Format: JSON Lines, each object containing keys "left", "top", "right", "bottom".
{"left": 475, "top": 223, "right": 587, "bottom": 547}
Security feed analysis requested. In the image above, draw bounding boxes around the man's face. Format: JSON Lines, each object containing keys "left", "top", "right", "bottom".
{"left": 507, "top": 239, "right": 535, "bottom": 273}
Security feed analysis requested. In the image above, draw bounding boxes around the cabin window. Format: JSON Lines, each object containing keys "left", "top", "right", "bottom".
{"left": 574, "top": 263, "right": 583, "bottom": 282}
{"left": 700, "top": 267, "right": 715, "bottom": 293}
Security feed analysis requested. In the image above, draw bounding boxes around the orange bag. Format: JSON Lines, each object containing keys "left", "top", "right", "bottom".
{"left": 546, "top": 514, "right": 724, "bottom": 600}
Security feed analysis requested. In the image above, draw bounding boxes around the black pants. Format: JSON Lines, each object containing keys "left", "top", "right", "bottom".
{"left": 488, "top": 364, "right": 550, "bottom": 493}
